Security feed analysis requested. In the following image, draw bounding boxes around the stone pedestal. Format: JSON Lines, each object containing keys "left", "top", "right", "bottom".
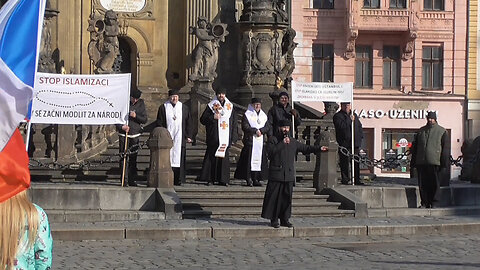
{"left": 189, "top": 80, "right": 215, "bottom": 141}
{"left": 314, "top": 141, "right": 339, "bottom": 191}
{"left": 147, "top": 127, "right": 174, "bottom": 188}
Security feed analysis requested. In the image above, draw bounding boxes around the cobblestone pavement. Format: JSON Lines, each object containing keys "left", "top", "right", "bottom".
{"left": 54, "top": 233, "right": 480, "bottom": 270}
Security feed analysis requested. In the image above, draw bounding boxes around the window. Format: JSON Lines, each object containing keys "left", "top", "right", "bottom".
{"left": 312, "top": 44, "right": 334, "bottom": 82}
{"left": 424, "top": 0, "right": 444, "bottom": 10}
{"left": 313, "top": 0, "right": 334, "bottom": 9}
{"left": 390, "top": 0, "right": 407, "bottom": 8}
{"left": 355, "top": 46, "right": 373, "bottom": 88}
{"left": 383, "top": 46, "right": 401, "bottom": 89}
{"left": 381, "top": 129, "right": 415, "bottom": 173}
{"left": 422, "top": 46, "right": 443, "bottom": 90}
{"left": 364, "top": 0, "right": 380, "bottom": 8}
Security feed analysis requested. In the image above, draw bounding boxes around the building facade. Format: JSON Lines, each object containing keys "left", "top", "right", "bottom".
{"left": 468, "top": 0, "right": 480, "bottom": 139}
{"left": 292, "top": 0, "right": 467, "bottom": 177}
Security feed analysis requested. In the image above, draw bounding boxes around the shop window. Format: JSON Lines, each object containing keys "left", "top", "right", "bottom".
{"left": 312, "top": 44, "right": 334, "bottom": 82}
{"left": 424, "top": 0, "right": 444, "bottom": 10}
{"left": 382, "top": 129, "right": 415, "bottom": 173}
{"left": 364, "top": 0, "right": 380, "bottom": 8}
{"left": 422, "top": 46, "right": 443, "bottom": 90}
{"left": 390, "top": 0, "right": 407, "bottom": 8}
{"left": 355, "top": 46, "right": 373, "bottom": 88}
{"left": 383, "top": 46, "right": 401, "bottom": 89}
{"left": 313, "top": 0, "right": 334, "bottom": 9}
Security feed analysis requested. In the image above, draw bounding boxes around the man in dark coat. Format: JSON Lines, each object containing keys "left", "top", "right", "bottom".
{"left": 261, "top": 119, "right": 328, "bottom": 228}
{"left": 267, "top": 91, "right": 301, "bottom": 137}
{"left": 235, "top": 98, "right": 270, "bottom": 187}
{"left": 410, "top": 112, "right": 450, "bottom": 208}
{"left": 116, "top": 88, "right": 148, "bottom": 187}
{"left": 156, "top": 89, "right": 193, "bottom": 186}
{"left": 333, "top": 102, "right": 364, "bottom": 185}
{"left": 199, "top": 88, "right": 238, "bottom": 186}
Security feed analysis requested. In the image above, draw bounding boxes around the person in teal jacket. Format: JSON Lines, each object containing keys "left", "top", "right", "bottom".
{"left": 0, "top": 191, "right": 53, "bottom": 270}
{"left": 410, "top": 112, "right": 450, "bottom": 208}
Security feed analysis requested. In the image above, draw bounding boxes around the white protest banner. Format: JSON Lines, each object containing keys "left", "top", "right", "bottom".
{"left": 292, "top": 81, "right": 353, "bottom": 103}
{"left": 30, "top": 73, "right": 131, "bottom": 125}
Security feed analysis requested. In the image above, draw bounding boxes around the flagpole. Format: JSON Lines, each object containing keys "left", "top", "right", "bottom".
{"left": 25, "top": 121, "right": 32, "bottom": 152}
{"left": 121, "top": 131, "right": 129, "bottom": 187}
{"left": 351, "top": 83, "right": 355, "bottom": 186}
{"left": 291, "top": 80, "right": 295, "bottom": 139}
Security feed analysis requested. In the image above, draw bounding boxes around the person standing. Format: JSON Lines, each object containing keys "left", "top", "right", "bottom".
{"left": 117, "top": 88, "right": 148, "bottom": 187}
{"left": 199, "top": 88, "right": 238, "bottom": 186}
{"left": 333, "top": 102, "right": 364, "bottom": 185}
{"left": 235, "top": 98, "right": 270, "bottom": 187}
{"left": 156, "top": 89, "right": 193, "bottom": 186}
{"left": 410, "top": 112, "right": 450, "bottom": 208}
{"left": 267, "top": 91, "right": 301, "bottom": 137}
{"left": 261, "top": 119, "right": 328, "bottom": 228}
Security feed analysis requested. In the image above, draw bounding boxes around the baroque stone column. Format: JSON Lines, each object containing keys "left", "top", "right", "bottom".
{"left": 235, "top": 0, "right": 293, "bottom": 109}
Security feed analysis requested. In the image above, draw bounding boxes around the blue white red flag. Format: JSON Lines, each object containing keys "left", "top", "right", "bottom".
{"left": 0, "top": 0, "right": 46, "bottom": 202}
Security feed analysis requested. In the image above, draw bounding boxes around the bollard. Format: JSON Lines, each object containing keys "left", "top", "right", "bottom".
{"left": 147, "top": 127, "right": 174, "bottom": 188}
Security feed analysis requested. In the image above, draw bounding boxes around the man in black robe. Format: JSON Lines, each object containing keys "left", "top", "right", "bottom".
{"left": 261, "top": 119, "right": 327, "bottom": 228}
{"left": 156, "top": 89, "right": 193, "bottom": 186}
{"left": 267, "top": 91, "right": 301, "bottom": 137}
{"left": 235, "top": 98, "right": 270, "bottom": 187}
{"left": 116, "top": 88, "right": 148, "bottom": 187}
{"left": 333, "top": 102, "right": 364, "bottom": 185}
{"left": 199, "top": 88, "right": 238, "bottom": 186}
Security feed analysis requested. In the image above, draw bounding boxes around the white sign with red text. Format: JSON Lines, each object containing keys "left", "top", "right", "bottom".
{"left": 30, "top": 72, "right": 131, "bottom": 125}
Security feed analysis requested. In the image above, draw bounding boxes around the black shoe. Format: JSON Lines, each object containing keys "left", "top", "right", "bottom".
{"left": 220, "top": 182, "right": 229, "bottom": 187}
{"left": 246, "top": 180, "right": 253, "bottom": 187}
{"left": 206, "top": 181, "right": 213, "bottom": 186}
{"left": 341, "top": 181, "right": 350, "bottom": 185}
{"left": 280, "top": 220, "right": 293, "bottom": 228}
{"left": 253, "top": 180, "right": 262, "bottom": 187}
{"left": 128, "top": 182, "right": 137, "bottom": 187}
{"left": 355, "top": 181, "right": 365, "bottom": 185}
{"left": 270, "top": 220, "right": 280, "bottom": 228}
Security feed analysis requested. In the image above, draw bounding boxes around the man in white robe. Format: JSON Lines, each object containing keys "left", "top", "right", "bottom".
{"left": 235, "top": 98, "right": 270, "bottom": 186}
{"left": 156, "top": 89, "right": 193, "bottom": 185}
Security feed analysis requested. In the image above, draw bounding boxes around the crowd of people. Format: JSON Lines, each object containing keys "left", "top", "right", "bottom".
{"left": 118, "top": 88, "right": 450, "bottom": 224}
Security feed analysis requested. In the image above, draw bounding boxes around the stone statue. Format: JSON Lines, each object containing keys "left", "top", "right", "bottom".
{"left": 273, "top": 0, "right": 288, "bottom": 22}
{"left": 88, "top": 10, "right": 120, "bottom": 74}
{"left": 278, "top": 27, "right": 297, "bottom": 89}
{"left": 189, "top": 17, "right": 228, "bottom": 81}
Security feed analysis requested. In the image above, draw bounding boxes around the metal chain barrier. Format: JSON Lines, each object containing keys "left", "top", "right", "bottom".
{"left": 29, "top": 140, "right": 149, "bottom": 171}
{"left": 338, "top": 145, "right": 410, "bottom": 169}
{"left": 338, "top": 145, "right": 478, "bottom": 169}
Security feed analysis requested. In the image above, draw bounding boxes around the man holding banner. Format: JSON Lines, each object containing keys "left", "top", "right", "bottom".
{"left": 116, "top": 88, "right": 147, "bottom": 187}
{"left": 199, "top": 88, "right": 238, "bottom": 186}
{"left": 156, "top": 89, "right": 193, "bottom": 186}
{"left": 235, "top": 98, "right": 270, "bottom": 187}
{"left": 333, "top": 102, "right": 364, "bottom": 185}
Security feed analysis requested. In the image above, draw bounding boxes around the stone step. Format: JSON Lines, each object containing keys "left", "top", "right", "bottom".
{"left": 177, "top": 194, "right": 327, "bottom": 200}
{"left": 182, "top": 201, "right": 341, "bottom": 208}
{"left": 46, "top": 210, "right": 165, "bottom": 223}
{"left": 182, "top": 209, "right": 355, "bottom": 219}
{"left": 368, "top": 206, "right": 480, "bottom": 218}
{"left": 175, "top": 187, "right": 317, "bottom": 194}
